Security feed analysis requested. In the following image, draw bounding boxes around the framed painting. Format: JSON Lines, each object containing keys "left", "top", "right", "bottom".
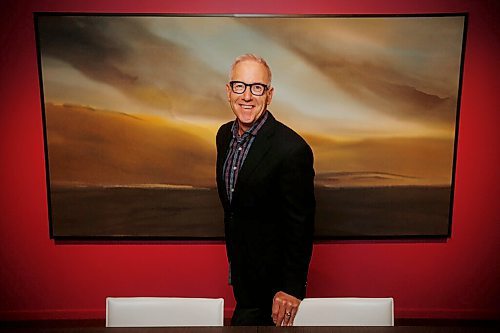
{"left": 34, "top": 13, "right": 467, "bottom": 239}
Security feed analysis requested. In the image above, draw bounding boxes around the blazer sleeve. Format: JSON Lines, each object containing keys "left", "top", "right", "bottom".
{"left": 279, "top": 141, "right": 315, "bottom": 299}
{"left": 215, "top": 123, "right": 232, "bottom": 210}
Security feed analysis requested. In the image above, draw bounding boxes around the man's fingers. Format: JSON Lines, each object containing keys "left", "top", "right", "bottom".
{"left": 281, "top": 301, "right": 293, "bottom": 326}
{"left": 272, "top": 296, "right": 281, "bottom": 324}
{"left": 287, "top": 306, "right": 299, "bottom": 326}
{"left": 275, "top": 298, "right": 287, "bottom": 326}
{"left": 272, "top": 291, "right": 301, "bottom": 326}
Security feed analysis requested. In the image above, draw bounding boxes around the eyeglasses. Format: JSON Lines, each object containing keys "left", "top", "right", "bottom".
{"left": 229, "top": 81, "right": 269, "bottom": 96}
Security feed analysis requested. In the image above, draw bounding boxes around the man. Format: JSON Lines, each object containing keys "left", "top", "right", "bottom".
{"left": 216, "top": 54, "right": 315, "bottom": 326}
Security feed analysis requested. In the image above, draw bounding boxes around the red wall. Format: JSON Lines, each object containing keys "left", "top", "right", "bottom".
{"left": 1, "top": 0, "right": 499, "bottom": 321}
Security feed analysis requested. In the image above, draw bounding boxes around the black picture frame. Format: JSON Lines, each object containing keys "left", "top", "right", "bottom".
{"left": 34, "top": 13, "right": 467, "bottom": 240}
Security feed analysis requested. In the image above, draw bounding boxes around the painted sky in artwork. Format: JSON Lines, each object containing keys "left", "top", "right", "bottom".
{"left": 38, "top": 15, "right": 465, "bottom": 187}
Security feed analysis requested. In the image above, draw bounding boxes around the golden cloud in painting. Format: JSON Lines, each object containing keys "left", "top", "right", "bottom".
{"left": 45, "top": 102, "right": 216, "bottom": 188}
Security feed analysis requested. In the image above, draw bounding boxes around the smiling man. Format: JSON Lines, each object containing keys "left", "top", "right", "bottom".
{"left": 216, "top": 54, "right": 316, "bottom": 326}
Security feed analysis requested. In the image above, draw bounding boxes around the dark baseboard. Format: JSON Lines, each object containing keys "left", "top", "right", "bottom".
{"left": 0, "top": 319, "right": 105, "bottom": 328}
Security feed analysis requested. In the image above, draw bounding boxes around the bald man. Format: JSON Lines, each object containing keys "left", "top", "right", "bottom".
{"left": 216, "top": 54, "right": 315, "bottom": 326}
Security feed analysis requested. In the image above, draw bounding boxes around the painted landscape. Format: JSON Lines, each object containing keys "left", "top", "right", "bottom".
{"left": 36, "top": 15, "right": 465, "bottom": 238}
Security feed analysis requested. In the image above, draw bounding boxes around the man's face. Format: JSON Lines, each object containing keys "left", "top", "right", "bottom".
{"left": 226, "top": 60, "right": 274, "bottom": 134}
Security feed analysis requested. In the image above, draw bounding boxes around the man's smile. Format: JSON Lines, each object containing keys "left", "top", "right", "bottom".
{"left": 240, "top": 104, "right": 254, "bottom": 109}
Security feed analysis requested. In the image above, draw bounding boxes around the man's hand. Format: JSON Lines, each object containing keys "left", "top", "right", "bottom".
{"left": 272, "top": 291, "right": 301, "bottom": 326}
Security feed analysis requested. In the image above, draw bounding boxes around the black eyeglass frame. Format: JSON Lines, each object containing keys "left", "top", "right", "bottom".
{"left": 229, "top": 81, "right": 270, "bottom": 96}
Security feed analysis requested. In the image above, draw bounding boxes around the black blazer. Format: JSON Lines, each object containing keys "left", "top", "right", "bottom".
{"left": 216, "top": 112, "right": 315, "bottom": 307}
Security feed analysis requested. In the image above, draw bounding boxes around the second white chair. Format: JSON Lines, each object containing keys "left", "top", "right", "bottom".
{"left": 294, "top": 297, "right": 394, "bottom": 326}
{"left": 106, "top": 297, "right": 224, "bottom": 327}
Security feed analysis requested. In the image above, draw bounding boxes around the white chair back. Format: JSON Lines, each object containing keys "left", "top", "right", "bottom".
{"left": 106, "top": 297, "right": 224, "bottom": 327}
{"left": 294, "top": 297, "right": 394, "bottom": 326}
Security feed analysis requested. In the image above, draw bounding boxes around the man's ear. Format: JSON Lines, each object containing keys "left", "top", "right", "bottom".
{"left": 267, "top": 86, "right": 274, "bottom": 105}
{"left": 226, "top": 83, "right": 231, "bottom": 102}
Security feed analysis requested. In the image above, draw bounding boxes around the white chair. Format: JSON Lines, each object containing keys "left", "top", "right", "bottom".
{"left": 106, "top": 297, "right": 224, "bottom": 327}
{"left": 294, "top": 297, "right": 394, "bottom": 326}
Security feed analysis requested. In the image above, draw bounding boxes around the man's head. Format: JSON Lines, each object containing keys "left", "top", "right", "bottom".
{"left": 226, "top": 54, "right": 274, "bottom": 134}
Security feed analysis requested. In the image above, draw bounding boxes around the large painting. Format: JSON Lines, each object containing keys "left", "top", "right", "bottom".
{"left": 35, "top": 14, "right": 467, "bottom": 239}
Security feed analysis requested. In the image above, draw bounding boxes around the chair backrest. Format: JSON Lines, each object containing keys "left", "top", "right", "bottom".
{"left": 294, "top": 297, "right": 394, "bottom": 326}
{"left": 106, "top": 297, "right": 224, "bottom": 327}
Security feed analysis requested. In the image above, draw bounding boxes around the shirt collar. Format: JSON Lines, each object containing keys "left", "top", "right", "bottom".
{"left": 231, "top": 111, "right": 269, "bottom": 140}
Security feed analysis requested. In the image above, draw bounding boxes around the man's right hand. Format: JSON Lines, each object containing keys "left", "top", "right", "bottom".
{"left": 271, "top": 291, "right": 301, "bottom": 326}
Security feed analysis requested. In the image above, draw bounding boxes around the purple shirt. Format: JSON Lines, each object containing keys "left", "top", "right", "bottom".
{"left": 223, "top": 111, "right": 269, "bottom": 203}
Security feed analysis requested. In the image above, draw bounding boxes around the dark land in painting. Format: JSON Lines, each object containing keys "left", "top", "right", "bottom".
{"left": 51, "top": 185, "right": 451, "bottom": 238}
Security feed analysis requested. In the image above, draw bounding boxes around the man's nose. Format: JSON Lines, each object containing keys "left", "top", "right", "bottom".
{"left": 242, "top": 87, "right": 253, "bottom": 101}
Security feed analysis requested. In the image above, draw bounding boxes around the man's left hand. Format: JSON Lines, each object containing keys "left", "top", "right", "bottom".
{"left": 272, "top": 291, "right": 301, "bottom": 326}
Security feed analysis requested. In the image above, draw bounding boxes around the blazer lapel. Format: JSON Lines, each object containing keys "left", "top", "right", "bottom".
{"left": 233, "top": 112, "right": 276, "bottom": 193}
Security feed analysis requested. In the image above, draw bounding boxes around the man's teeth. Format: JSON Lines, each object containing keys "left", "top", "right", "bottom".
{"left": 242, "top": 105, "right": 253, "bottom": 109}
